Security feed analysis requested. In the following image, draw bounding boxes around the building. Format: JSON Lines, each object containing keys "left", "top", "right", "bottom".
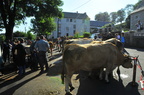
{"left": 50, "top": 12, "right": 90, "bottom": 39}
{"left": 130, "top": 6, "right": 144, "bottom": 31}
{"left": 90, "top": 21, "right": 111, "bottom": 33}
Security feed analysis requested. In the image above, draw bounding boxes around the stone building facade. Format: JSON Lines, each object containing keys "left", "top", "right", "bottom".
{"left": 125, "top": 6, "right": 144, "bottom": 48}
{"left": 130, "top": 7, "right": 144, "bottom": 32}
{"left": 50, "top": 12, "right": 90, "bottom": 39}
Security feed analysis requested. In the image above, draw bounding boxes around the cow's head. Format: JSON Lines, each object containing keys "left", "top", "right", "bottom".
{"left": 105, "top": 38, "right": 123, "bottom": 51}
{"left": 122, "top": 55, "right": 133, "bottom": 68}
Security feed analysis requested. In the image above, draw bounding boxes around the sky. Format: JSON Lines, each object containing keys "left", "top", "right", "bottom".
{"left": 61, "top": 0, "right": 139, "bottom": 20}
{"left": 1, "top": 0, "right": 139, "bottom": 33}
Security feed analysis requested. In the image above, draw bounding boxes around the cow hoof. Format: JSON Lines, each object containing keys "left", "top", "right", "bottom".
{"left": 70, "top": 87, "right": 75, "bottom": 92}
{"left": 65, "top": 92, "right": 72, "bottom": 95}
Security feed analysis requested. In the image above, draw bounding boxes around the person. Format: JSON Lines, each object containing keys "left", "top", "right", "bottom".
{"left": 49, "top": 41, "right": 54, "bottom": 57}
{"left": 11, "top": 40, "right": 19, "bottom": 72}
{"left": 135, "top": 20, "right": 143, "bottom": 32}
{"left": 115, "top": 33, "right": 121, "bottom": 40}
{"left": 120, "top": 33, "right": 125, "bottom": 48}
{"left": 29, "top": 38, "right": 40, "bottom": 71}
{"left": 120, "top": 33, "right": 129, "bottom": 55}
{"left": 34, "top": 35, "right": 50, "bottom": 74}
{"left": 14, "top": 38, "right": 27, "bottom": 76}
{"left": 2, "top": 40, "right": 12, "bottom": 63}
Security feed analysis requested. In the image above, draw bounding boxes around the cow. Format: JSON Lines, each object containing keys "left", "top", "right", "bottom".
{"left": 62, "top": 38, "right": 94, "bottom": 49}
{"left": 64, "top": 38, "right": 123, "bottom": 52}
{"left": 91, "top": 38, "right": 123, "bottom": 52}
{"left": 61, "top": 42, "right": 132, "bottom": 95}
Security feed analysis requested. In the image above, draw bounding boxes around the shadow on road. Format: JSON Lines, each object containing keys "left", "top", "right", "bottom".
{"left": 77, "top": 75, "right": 140, "bottom": 95}
{"left": 0, "top": 71, "right": 42, "bottom": 95}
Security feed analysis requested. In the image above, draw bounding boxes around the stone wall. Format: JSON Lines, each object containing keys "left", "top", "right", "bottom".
{"left": 130, "top": 7, "right": 144, "bottom": 30}
{"left": 125, "top": 31, "right": 144, "bottom": 48}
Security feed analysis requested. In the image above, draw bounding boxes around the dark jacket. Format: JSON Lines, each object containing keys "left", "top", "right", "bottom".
{"left": 14, "top": 44, "right": 26, "bottom": 66}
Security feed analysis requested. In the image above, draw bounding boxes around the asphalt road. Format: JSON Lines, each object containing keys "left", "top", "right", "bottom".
{"left": 0, "top": 47, "right": 144, "bottom": 95}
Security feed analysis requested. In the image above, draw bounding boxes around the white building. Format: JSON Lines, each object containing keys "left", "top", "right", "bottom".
{"left": 51, "top": 12, "right": 90, "bottom": 39}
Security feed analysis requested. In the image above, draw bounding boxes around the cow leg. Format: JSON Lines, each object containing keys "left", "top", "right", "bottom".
{"left": 99, "top": 68, "right": 103, "bottom": 80}
{"left": 65, "top": 71, "right": 75, "bottom": 94}
{"left": 105, "top": 70, "right": 110, "bottom": 83}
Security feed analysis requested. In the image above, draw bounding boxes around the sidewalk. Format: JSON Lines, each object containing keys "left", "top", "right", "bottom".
{"left": 0, "top": 49, "right": 68, "bottom": 95}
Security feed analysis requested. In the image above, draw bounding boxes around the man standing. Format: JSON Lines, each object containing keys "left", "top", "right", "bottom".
{"left": 14, "top": 39, "right": 26, "bottom": 76}
{"left": 34, "top": 35, "right": 50, "bottom": 74}
{"left": 136, "top": 20, "right": 143, "bottom": 32}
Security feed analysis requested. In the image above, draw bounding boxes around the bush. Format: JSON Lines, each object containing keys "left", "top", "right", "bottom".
{"left": 83, "top": 32, "right": 91, "bottom": 38}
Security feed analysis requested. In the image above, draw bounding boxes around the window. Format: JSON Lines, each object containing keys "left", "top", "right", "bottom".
{"left": 73, "top": 25, "right": 76, "bottom": 29}
{"left": 70, "top": 19, "right": 73, "bottom": 22}
{"left": 66, "top": 33, "right": 69, "bottom": 36}
{"left": 66, "top": 27, "right": 69, "bottom": 32}
{"left": 73, "top": 30, "right": 76, "bottom": 34}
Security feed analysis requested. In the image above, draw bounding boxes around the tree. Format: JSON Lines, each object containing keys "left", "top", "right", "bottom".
{"left": 133, "top": 0, "right": 144, "bottom": 9}
{"left": 109, "top": 12, "right": 117, "bottom": 23}
{"left": 13, "top": 31, "right": 27, "bottom": 37}
{"left": 26, "top": 31, "right": 35, "bottom": 40}
{"left": 124, "top": 4, "right": 134, "bottom": 16}
{"left": 0, "top": 0, "right": 63, "bottom": 41}
{"left": 31, "top": 17, "right": 57, "bottom": 36}
{"left": 117, "top": 9, "right": 125, "bottom": 23}
{"left": 95, "top": 12, "right": 110, "bottom": 22}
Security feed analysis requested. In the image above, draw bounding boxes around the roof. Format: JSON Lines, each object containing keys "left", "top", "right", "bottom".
{"left": 63, "top": 12, "right": 89, "bottom": 19}
{"left": 130, "top": 6, "right": 144, "bottom": 15}
{"left": 90, "top": 21, "right": 111, "bottom": 27}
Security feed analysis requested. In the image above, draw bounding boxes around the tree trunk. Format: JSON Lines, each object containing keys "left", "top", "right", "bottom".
{"left": 5, "top": 25, "right": 14, "bottom": 41}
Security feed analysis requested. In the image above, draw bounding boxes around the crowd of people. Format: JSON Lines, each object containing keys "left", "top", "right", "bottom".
{"left": 0, "top": 35, "right": 65, "bottom": 77}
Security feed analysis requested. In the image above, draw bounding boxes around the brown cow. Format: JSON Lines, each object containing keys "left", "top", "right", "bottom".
{"left": 91, "top": 38, "right": 123, "bottom": 52}
{"left": 61, "top": 42, "right": 132, "bottom": 95}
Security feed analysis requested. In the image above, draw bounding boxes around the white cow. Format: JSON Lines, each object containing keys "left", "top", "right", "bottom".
{"left": 61, "top": 42, "right": 132, "bottom": 95}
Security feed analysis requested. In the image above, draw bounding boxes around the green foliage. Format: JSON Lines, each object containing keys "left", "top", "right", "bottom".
{"left": 133, "top": 0, "right": 144, "bottom": 9}
{"left": 95, "top": 12, "right": 110, "bottom": 22}
{"left": 110, "top": 12, "right": 117, "bottom": 23}
{"left": 83, "top": 32, "right": 91, "bottom": 38}
{"left": 13, "top": 31, "right": 27, "bottom": 37}
{"left": 117, "top": 9, "right": 125, "bottom": 23}
{"left": 0, "top": 0, "right": 63, "bottom": 40}
{"left": 26, "top": 31, "right": 35, "bottom": 40}
{"left": 74, "top": 33, "right": 80, "bottom": 38}
{"left": 0, "top": 35, "right": 5, "bottom": 43}
{"left": 31, "top": 17, "right": 56, "bottom": 35}
{"left": 13, "top": 31, "right": 36, "bottom": 40}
